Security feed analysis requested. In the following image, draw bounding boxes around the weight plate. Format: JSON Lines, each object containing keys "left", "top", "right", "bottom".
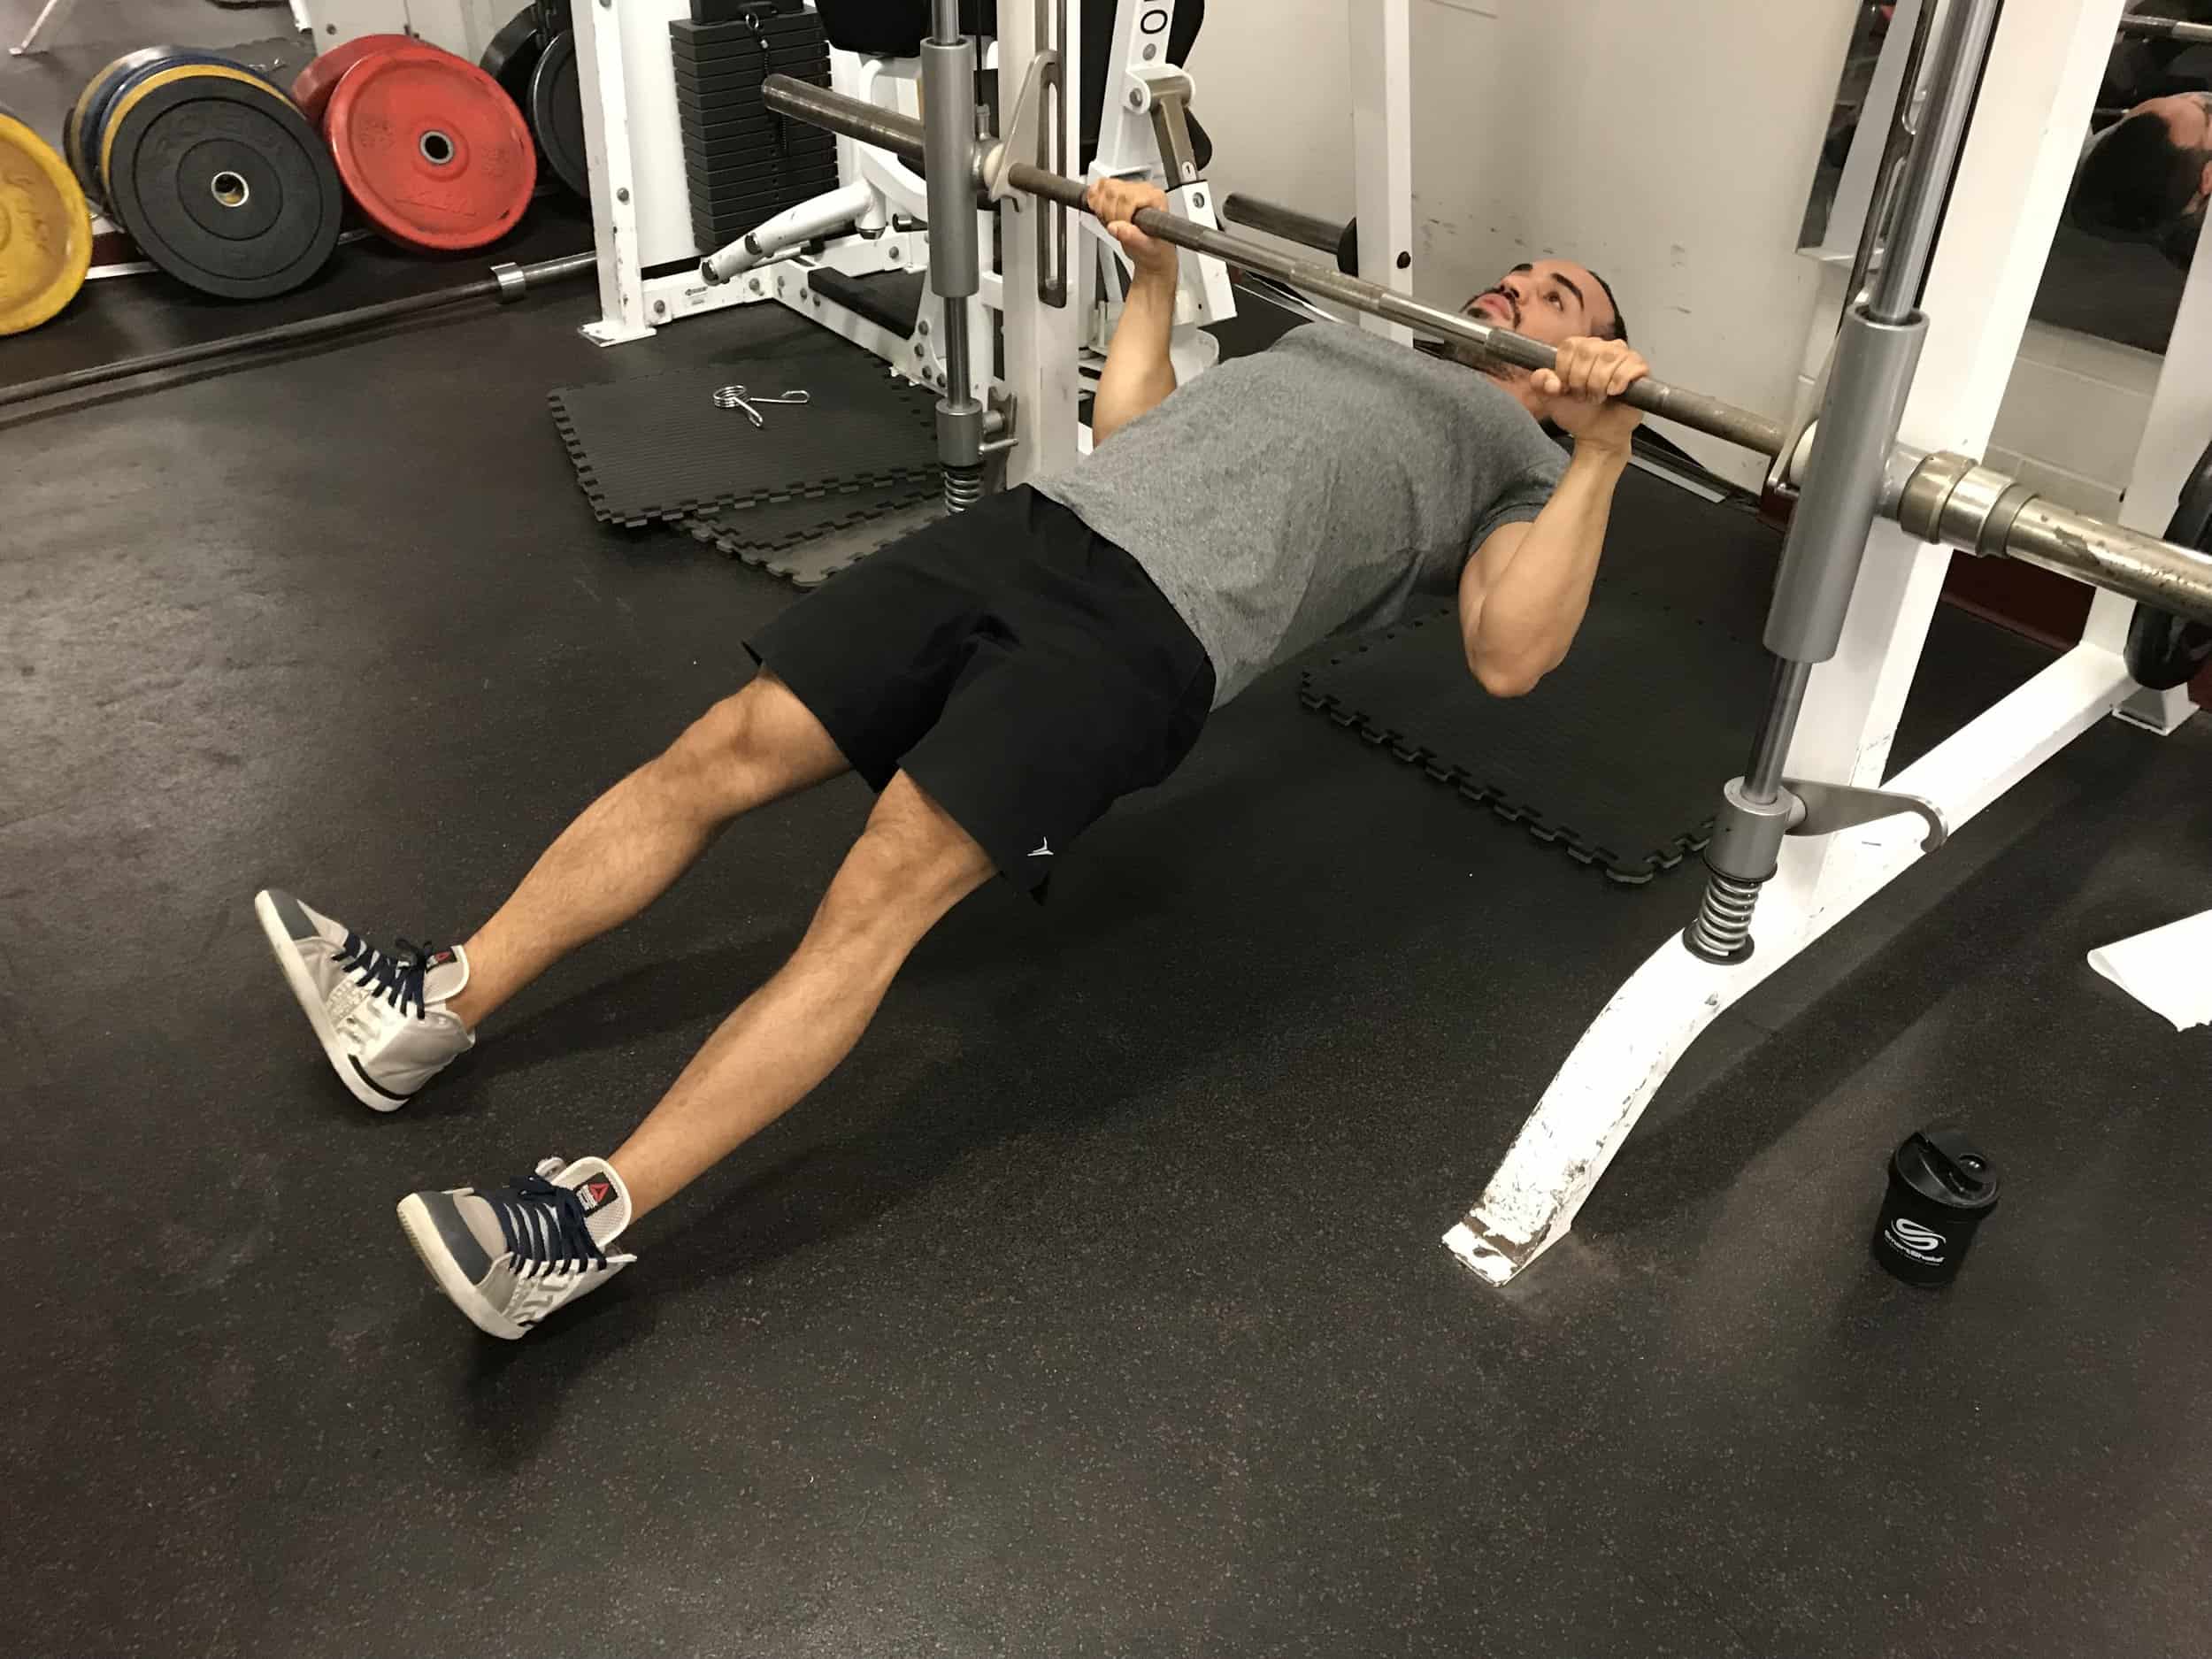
{"left": 104, "top": 66, "right": 342, "bottom": 299}
{"left": 480, "top": 7, "right": 544, "bottom": 109}
{"left": 672, "top": 42, "right": 828, "bottom": 70}
{"left": 681, "top": 121, "right": 835, "bottom": 157}
{"left": 676, "top": 102, "right": 793, "bottom": 137}
{"left": 685, "top": 164, "right": 841, "bottom": 200}
{"left": 685, "top": 150, "right": 841, "bottom": 187}
{"left": 683, "top": 118, "right": 835, "bottom": 150}
{"left": 326, "top": 45, "right": 536, "bottom": 250}
{"left": 676, "top": 107, "right": 836, "bottom": 152}
{"left": 69, "top": 45, "right": 280, "bottom": 211}
{"left": 672, "top": 88, "right": 787, "bottom": 124}
{"left": 686, "top": 0, "right": 794, "bottom": 23}
{"left": 97, "top": 51, "right": 291, "bottom": 208}
{"left": 291, "top": 33, "right": 419, "bottom": 127}
{"left": 672, "top": 33, "right": 825, "bottom": 61}
{"left": 97, "top": 56, "right": 289, "bottom": 202}
{"left": 0, "top": 110, "right": 94, "bottom": 334}
{"left": 2125, "top": 606, "right": 2212, "bottom": 691}
{"left": 671, "top": 15, "right": 826, "bottom": 44}
{"left": 66, "top": 47, "right": 167, "bottom": 208}
{"left": 96, "top": 57, "right": 288, "bottom": 204}
{"left": 671, "top": 36, "right": 832, "bottom": 69}
{"left": 530, "top": 31, "right": 588, "bottom": 199}
{"left": 684, "top": 158, "right": 840, "bottom": 199}
{"left": 672, "top": 56, "right": 827, "bottom": 95}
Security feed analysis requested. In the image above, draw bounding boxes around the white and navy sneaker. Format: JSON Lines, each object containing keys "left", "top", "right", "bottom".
{"left": 396, "top": 1156, "right": 636, "bottom": 1339}
{"left": 254, "top": 887, "right": 474, "bottom": 1111}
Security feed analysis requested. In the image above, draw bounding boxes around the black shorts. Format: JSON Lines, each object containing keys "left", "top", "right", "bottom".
{"left": 747, "top": 487, "right": 1216, "bottom": 896}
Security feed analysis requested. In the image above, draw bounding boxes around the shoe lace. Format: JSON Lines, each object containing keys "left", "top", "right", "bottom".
{"left": 334, "top": 933, "right": 438, "bottom": 1018}
{"left": 488, "top": 1174, "right": 609, "bottom": 1277}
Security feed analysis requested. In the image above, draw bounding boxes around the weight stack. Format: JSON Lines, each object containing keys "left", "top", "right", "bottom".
{"left": 672, "top": 4, "right": 837, "bottom": 255}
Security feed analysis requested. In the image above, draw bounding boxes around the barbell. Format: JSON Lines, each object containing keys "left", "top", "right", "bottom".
{"left": 757, "top": 75, "right": 1787, "bottom": 457}
{"left": 2115, "top": 15, "right": 2212, "bottom": 47}
{"left": 755, "top": 73, "right": 2212, "bottom": 634}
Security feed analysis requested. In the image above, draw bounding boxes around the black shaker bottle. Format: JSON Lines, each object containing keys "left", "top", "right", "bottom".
{"left": 1871, "top": 1126, "right": 2000, "bottom": 1287}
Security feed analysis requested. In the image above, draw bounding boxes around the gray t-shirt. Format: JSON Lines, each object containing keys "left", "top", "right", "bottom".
{"left": 1035, "top": 322, "right": 1566, "bottom": 705}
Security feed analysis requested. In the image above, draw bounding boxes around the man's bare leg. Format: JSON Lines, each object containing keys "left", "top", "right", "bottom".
{"left": 396, "top": 787, "right": 987, "bottom": 1345}
{"left": 446, "top": 672, "right": 849, "bottom": 1030}
{"left": 609, "top": 772, "right": 994, "bottom": 1217}
{"left": 391, "top": 772, "right": 990, "bottom": 1337}
{"left": 254, "top": 672, "right": 851, "bottom": 1113}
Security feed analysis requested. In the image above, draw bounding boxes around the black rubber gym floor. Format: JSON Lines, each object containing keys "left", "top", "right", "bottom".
{"left": 7, "top": 277, "right": 2211, "bottom": 1657}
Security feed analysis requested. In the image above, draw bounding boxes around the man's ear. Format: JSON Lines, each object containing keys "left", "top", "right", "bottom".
{"left": 2195, "top": 156, "right": 2212, "bottom": 213}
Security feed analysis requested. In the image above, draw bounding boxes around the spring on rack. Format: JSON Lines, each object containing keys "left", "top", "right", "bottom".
{"left": 943, "top": 465, "right": 985, "bottom": 513}
{"left": 1687, "top": 870, "right": 1761, "bottom": 960}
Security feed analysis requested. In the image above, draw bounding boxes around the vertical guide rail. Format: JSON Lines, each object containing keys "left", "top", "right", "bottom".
{"left": 995, "top": 0, "right": 1084, "bottom": 483}
{"left": 1844, "top": 0, "right": 1942, "bottom": 311}
{"left": 1035, "top": 0, "right": 1069, "bottom": 308}
{"left": 922, "top": 0, "right": 987, "bottom": 510}
{"left": 1685, "top": 0, "right": 2003, "bottom": 963}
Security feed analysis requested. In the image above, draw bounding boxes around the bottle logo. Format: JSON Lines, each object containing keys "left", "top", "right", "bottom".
{"left": 1886, "top": 1215, "right": 1947, "bottom": 1263}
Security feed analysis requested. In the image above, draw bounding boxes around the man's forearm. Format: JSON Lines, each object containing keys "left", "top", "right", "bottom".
{"left": 1471, "top": 442, "right": 1630, "bottom": 689}
{"left": 1092, "top": 266, "right": 1179, "bottom": 443}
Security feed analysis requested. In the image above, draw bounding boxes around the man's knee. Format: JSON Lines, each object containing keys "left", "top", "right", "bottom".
{"left": 661, "top": 672, "right": 839, "bottom": 809}
{"left": 815, "top": 775, "right": 991, "bottom": 940}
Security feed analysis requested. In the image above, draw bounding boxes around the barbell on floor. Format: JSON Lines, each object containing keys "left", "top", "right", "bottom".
{"left": 0, "top": 250, "right": 595, "bottom": 416}
{"left": 754, "top": 72, "right": 2212, "bottom": 634}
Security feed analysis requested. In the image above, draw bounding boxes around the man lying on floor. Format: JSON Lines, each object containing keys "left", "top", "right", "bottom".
{"left": 255, "top": 178, "right": 1651, "bottom": 1339}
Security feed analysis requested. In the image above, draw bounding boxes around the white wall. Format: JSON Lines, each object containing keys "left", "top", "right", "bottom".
{"left": 1195, "top": 0, "right": 1863, "bottom": 487}
{"left": 1985, "top": 324, "right": 2162, "bottom": 523}
{"left": 1191, "top": 0, "right": 1361, "bottom": 228}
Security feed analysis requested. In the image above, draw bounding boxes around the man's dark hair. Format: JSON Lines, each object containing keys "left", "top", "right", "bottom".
{"left": 1587, "top": 268, "right": 1628, "bottom": 344}
{"left": 2072, "top": 110, "right": 2208, "bottom": 237}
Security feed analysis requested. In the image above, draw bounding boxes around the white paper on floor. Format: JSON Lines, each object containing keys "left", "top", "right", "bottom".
{"left": 2086, "top": 909, "right": 2212, "bottom": 1031}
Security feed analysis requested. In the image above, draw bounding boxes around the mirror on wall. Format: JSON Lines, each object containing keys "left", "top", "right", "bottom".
{"left": 1799, "top": 1, "right": 1897, "bottom": 256}
{"left": 1801, "top": 1, "right": 2212, "bottom": 356}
